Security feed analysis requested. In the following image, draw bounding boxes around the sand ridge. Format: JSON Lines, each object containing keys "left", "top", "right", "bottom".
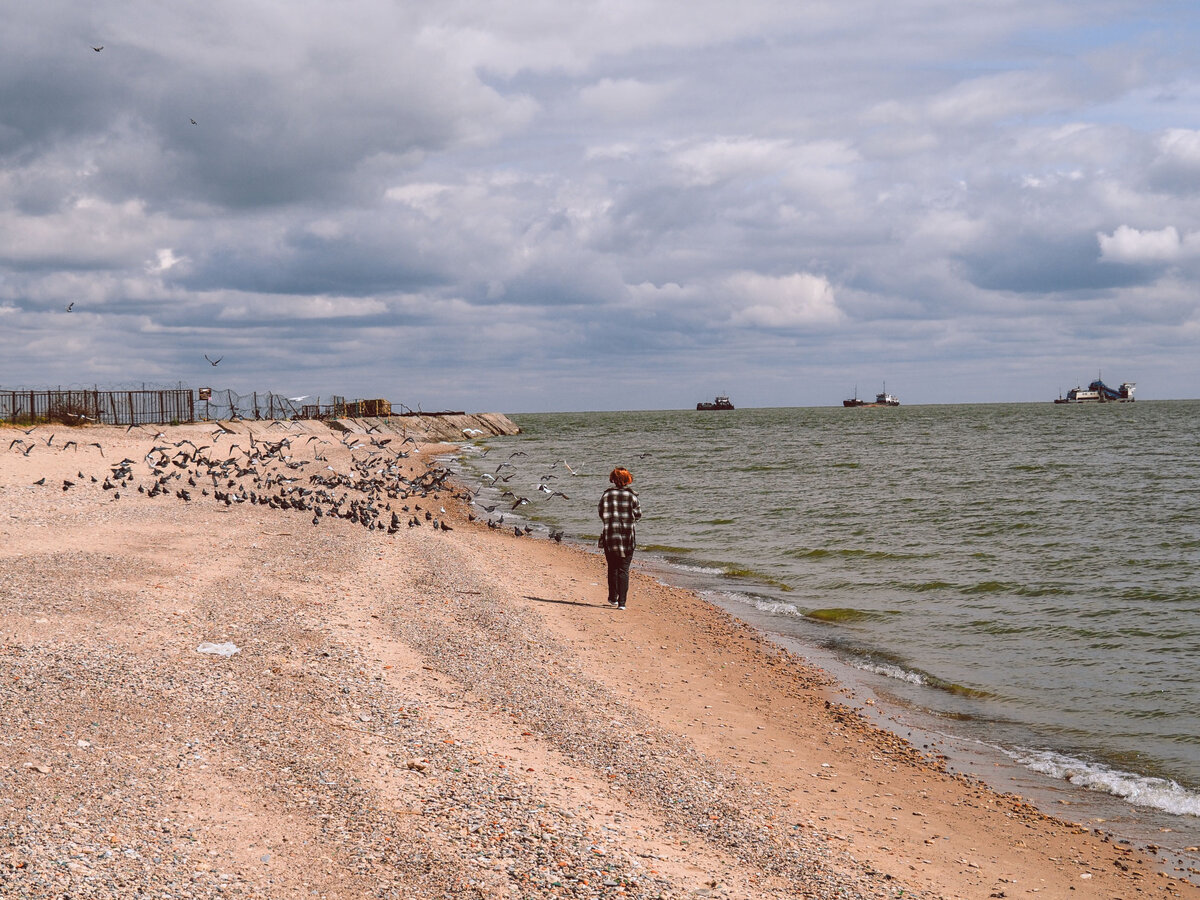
{"left": 1, "top": 421, "right": 1197, "bottom": 899}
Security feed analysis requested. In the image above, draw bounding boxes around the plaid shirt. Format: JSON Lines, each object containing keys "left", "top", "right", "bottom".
{"left": 598, "top": 486, "right": 641, "bottom": 557}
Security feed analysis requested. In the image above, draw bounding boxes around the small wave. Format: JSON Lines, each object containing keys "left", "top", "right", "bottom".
{"left": 720, "top": 564, "right": 793, "bottom": 592}
{"left": 805, "top": 607, "right": 883, "bottom": 624}
{"left": 962, "top": 580, "right": 1018, "bottom": 595}
{"left": 1007, "top": 748, "right": 1200, "bottom": 817}
{"left": 789, "top": 547, "right": 924, "bottom": 561}
{"left": 1013, "top": 584, "right": 1074, "bottom": 598}
{"left": 642, "top": 544, "right": 694, "bottom": 554}
{"left": 702, "top": 590, "right": 802, "bottom": 618}
{"left": 892, "top": 580, "right": 955, "bottom": 593}
{"left": 851, "top": 659, "right": 927, "bottom": 685}
{"left": 670, "top": 562, "right": 727, "bottom": 575}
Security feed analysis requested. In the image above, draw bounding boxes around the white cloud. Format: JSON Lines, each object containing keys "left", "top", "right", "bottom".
{"left": 215, "top": 295, "right": 388, "bottom": 320}
{"left": 385, "top": 183, "right": 453, "bottom": 212}
{"left": 147, "top": 248, "right": 184, "bottom": 273}
{"left": 1157, "top": 129, "right": 1200, "bottom": 164}
{"left": 671, "top": 136, "right": 792, "bottom": 187}
{"left": 1097, "top": 225, "right": 1200, "bottom": 263}
{"left": 583, "top": 142, "right": 638, "bottom": 162}
{"left": 726, "top": 271, "right": 843, "bottom": 328}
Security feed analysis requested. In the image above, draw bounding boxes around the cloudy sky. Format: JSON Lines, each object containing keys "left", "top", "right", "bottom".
{"left": 3, "top": 1, "right": 1199, "bottom": 411}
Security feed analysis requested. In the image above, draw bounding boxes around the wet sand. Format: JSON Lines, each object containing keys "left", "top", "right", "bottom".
{"left": 2, "top": 421, "right": 1197, "bottom": 899}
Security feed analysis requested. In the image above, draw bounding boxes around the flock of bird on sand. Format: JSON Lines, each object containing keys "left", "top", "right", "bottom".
{"left": 10, "top": 421, "right": 574, "bottom": 541}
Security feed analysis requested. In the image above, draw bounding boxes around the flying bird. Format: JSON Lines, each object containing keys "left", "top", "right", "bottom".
{"left": 65, "top": 302, "right": 74, "bottom": 312}
{"left": 92, "top": 46, "right": 103, "bottom": 52}
{"left": 204, "top": 354, "right": 223, "bottom": 366}
{"left": 190, "top": 118, "right": 198, "bottom": 125}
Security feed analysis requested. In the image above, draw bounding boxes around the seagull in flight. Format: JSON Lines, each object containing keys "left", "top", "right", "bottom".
{"left": 65, "top": 302, "right": 74, "bottom": 312}
{"left": 190, "top": 118, "right": 198, "bottom": 125}
{"left": 92, "top": 46, "right": 103, "bottom": 52}
{"left": 205, "top": 354, "right": 223, "bottom": 366}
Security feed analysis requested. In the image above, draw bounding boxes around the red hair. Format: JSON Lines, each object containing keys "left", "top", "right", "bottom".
{"left": 609, "top": 467, "right": 633, "bottom": 487}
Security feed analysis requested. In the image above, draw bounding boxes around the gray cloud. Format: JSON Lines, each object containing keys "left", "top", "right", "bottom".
{"left": 2, "top": 1, "right": 1199, "bottom": 409}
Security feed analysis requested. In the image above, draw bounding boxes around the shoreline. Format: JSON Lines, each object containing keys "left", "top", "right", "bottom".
{"left": 3, "top": 421, "right": 1199, "bottom": 898}
{"left": 511, "top": 521, "right": 1200, "bottom": 882}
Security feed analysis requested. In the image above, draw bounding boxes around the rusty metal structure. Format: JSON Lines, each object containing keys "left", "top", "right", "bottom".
{"left": 2, "top": 386, "right": 406, "bottom": 426}
{"left": 0, "top": 388, "right": 194, "bottom": 426}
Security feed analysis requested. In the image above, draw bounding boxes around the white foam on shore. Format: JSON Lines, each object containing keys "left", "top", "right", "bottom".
{"left": 1006, "top": 748, "right": 1200, "bottom": 817}
{"left": 699, "top": 589, "right": 801, "bottom": 617}
{"left": 672, "top": 563, "right": 727, "bottom": 576}
{"left": 850, "top": 659, "right": 928, "bottom": 686}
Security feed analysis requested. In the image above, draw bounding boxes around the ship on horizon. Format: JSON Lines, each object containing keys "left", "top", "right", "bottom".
{"left": 696, "top": 394, "right": 735, "bottom": 410}
{"left": 843, "top": 385, "right": 899, "bottom": 408}
{"left": 1054, "top": 377, "right": 1135, "bottom": 404}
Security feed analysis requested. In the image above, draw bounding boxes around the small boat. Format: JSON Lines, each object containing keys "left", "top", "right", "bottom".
{"left": 1053, "top": 378, "right": 1135, "bottom": 404}
{"left": 843, "top": 385, "right": 899, "bottom": 407}
{"left": 696, "top": 395, "right": 734, "bottom": 411}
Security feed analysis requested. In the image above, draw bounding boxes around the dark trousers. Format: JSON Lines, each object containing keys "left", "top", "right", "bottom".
{"left": 605, "top": 551, "right": 632, "bottom": 606}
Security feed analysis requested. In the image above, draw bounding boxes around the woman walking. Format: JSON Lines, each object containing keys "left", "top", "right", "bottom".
{"left": 598, "top": 467, "right": 641, "bottom": 610}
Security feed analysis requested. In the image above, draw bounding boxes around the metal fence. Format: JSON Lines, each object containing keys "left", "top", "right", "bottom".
{"left": 0, "top": 389, "right": 194, "bottom": 426}
{"left": 199, "top": 389, "right": 306, "bottom": 422}
{"left": 2, "top": 386, "right": 401, "bottom": 426}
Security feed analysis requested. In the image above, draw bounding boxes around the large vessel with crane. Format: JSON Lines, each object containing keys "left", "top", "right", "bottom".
{"left": 1054, "top": 378, "right": 1136, "bottom": 403}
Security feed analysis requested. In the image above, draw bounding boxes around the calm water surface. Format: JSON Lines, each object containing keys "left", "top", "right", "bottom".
{"left": 457, "top": 402, "right": 1200, "bottom": 830}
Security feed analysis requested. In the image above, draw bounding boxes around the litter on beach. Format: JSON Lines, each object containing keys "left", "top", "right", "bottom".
{"left": 196, "top": 641, "right": 240, "bottom": 657}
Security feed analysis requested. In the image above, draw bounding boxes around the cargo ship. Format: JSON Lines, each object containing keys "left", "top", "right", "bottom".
{"left": 843, "top": 386, "right": 899, "bottom": 408}
{"left": 696, "top": 395, "right": 734, "bottom": 410}
{"left": 1053, "top": 378, "right": 1135, "bottom": 403}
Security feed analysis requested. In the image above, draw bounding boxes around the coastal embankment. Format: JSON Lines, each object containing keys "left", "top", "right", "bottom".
{"left": 1, "top": 420, "right": 1197, "bottom": 899}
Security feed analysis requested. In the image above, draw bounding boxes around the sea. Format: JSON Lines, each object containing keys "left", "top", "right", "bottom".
{"left": 451, "top": 401, "right": 1200, "bottom": 861}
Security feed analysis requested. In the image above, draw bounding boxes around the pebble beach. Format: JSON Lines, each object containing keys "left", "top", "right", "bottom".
{"left": 2, "top": 420, "right": 1197, "bottom": 899}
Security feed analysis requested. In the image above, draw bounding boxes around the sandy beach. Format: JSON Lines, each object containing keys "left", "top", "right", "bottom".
{"left": 2, "top": 420, "right": 1197, "bottom": 899}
